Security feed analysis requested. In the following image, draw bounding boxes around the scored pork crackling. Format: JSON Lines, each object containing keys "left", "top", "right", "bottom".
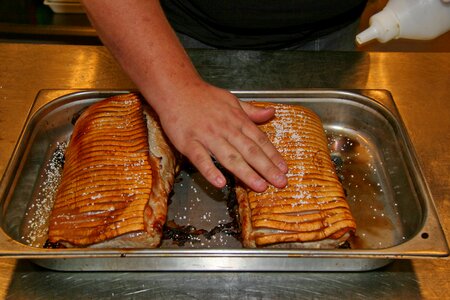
{"left": 47, "top": 93, "right": 178, "bottom": 248}
{"left": 236, "top": 102, "right": 356, "bottom": 248}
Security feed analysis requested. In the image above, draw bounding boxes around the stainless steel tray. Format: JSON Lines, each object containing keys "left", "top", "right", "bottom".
{"left": 0, "top": 89, "right": 447, "bottom": 271}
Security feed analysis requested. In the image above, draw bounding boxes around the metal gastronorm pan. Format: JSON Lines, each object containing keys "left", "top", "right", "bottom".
{"left": 0, "top": 89, "right": 447, "bottom": 271}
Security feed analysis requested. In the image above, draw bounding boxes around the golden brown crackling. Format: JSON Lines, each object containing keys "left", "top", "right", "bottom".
{"left": 237, "top": 102, "right": 356, "bottom": 248}
{"left": 251, "top": 207, "right": 351, "bottom": 223}
{"left": 254, "top": 219, "right": 357, "bottom": 246}
{"left": 48, "top": 93, "right": 176, "bottom": 248}
{"left": 252, "top": 211, "right": 354, "bottom": 233}
{"left": 250, "top": 200, "right": 350, "bottom": 216}
{"left": 59, "top": 154, "right": 150, "bottom": 180}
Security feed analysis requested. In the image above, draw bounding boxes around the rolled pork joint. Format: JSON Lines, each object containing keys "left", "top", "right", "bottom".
{"left": 236, "top": 102, "right": 356, "bottom": 248}
{"left": 47, "top": 93, "right": 178, "bottom": 248}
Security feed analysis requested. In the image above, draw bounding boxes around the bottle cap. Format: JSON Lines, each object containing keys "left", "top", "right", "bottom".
{"left": 356, "top": 25, "right": 379, "bottom": 45}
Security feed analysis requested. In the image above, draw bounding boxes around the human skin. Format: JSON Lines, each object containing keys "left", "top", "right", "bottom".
{"left": 81, "top": 0, "right": 288, "bottom": 192}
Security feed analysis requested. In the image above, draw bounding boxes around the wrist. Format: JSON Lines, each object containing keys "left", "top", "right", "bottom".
{"left": 140, "top": 72, "right": 209, "bottom": 117}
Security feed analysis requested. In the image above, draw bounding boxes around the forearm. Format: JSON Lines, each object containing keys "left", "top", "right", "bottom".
{"left": 81, "top": 0, "right": 203, "bottom": 115}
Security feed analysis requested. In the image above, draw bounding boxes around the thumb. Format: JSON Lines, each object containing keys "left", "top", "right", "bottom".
{"left": 240, "top": 101, "right": 275, "bottom": 124}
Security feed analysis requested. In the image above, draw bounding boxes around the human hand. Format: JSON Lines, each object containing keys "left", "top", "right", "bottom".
{"left": 153, "top": 81, "right": 288, "bottom": 192}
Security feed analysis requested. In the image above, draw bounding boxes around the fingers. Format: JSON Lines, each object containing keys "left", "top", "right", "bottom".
{"left": 240, "top": 101, "right": 275, "bottom": 123}
{"left": 219, "top": 127, "right": 287, "bottom": 192}
{"left": 207, "top": 104, "right": 288, "bottom": 191}
{"left": 182, "top": 102, "right": 287, "bottom": 191}
{"left": 208, "top": 137, "right": 273, "bottom": 192}
{"left": 242, "top": 120, "right": 288, "bottom": 174}
{"left": 240, "top": 101, "right": 288, "bottom": 174}
{"left": 184, "top": 130, "right": 287, "bottom": 192}
{"left": 184, "top": 138, "right": 273, "bottom": 192}
{"left": 184, "top": 141, "right": 227, "bottom": 189}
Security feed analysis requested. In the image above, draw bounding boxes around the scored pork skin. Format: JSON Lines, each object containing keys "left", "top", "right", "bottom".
{"left": 48, "top": 93, "right": 176, "bottom": 248}
{"left": 237, "top": 102, "right": 356, "bottom": 248}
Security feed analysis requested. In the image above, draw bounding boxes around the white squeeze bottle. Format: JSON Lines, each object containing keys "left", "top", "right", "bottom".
{"left": 356, "top": 0, "right": 450, "bottom": 44}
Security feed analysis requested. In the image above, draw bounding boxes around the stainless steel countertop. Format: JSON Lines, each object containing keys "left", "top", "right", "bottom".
{"left": 0, "top": 43, "right": 448, "bottom": 299}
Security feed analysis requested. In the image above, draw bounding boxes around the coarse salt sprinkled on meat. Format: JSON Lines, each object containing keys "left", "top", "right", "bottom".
{"left": 22, "top": 141, "right": 67, "bottom": 247}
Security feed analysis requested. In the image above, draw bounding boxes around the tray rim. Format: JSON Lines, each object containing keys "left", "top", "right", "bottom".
{"left": 0, "top": 89, "right": 447, "bottom": 263}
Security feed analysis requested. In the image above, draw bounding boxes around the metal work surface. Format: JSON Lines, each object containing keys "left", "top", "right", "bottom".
{"left": 0, "top": 44, "right": 449, "bottom": 297}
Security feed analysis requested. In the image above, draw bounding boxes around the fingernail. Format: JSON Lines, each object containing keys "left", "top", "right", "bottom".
{"left": 215, "top": 175, "right": 226, "bottom": 187}
{"left": 275, "top": 174, "right": 288, "bottom": 187}
{"left": 278, "top": 161, "right": 288, "bottom": 173}
{"left": 254, "top": 178, "right": 268, "bottom": 191}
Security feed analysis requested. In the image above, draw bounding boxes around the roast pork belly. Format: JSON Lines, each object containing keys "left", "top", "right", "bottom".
{"left": 236, "top": 102, "right": 356, "bottom": 248}
{"left": 47, "top": 93, "right": 177, "bottom": 248}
